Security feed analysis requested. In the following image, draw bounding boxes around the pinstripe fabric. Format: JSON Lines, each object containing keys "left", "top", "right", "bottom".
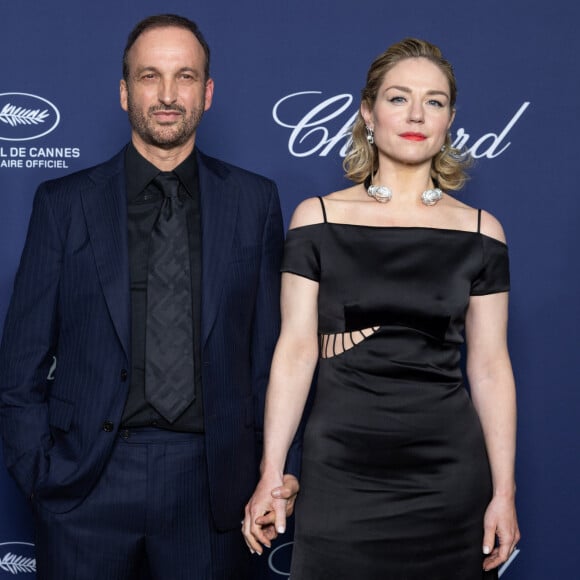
{"left": 0, "top": 146, "right": 292, "bottom": 577}
{"left": 34, "top": 429, "right": 251, "bottom": 580}
{"left": 0, "top": 154, "right": 130, "bottom": 506}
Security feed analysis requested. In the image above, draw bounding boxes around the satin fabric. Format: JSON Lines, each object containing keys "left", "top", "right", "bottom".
{"left": 283, "top": 222, "right": 508, "bottom": 580}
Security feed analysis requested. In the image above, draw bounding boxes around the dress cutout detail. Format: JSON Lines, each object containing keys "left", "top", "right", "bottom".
{"left": 320, "top": 326, "right": 380, "bottom": 358}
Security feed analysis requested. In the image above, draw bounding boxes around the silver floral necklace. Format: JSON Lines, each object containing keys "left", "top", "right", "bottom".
{"left": 365, "top": 175, "right": 442, "bottom": 206}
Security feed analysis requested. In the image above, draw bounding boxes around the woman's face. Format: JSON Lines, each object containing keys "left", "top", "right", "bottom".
{"left": 362, "top": 57, "right": 455, "bottom": 168}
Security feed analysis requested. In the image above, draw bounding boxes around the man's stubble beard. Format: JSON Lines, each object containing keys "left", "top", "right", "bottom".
{"left": 126, "top": 91, "right": 205, "bottom": 150}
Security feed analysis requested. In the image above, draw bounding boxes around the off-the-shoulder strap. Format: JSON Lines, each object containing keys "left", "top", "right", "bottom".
{"left": 476, "top": 208, "right": 482, "bottom": 233}
{"left": 317, "top": 196, "right": 328, "bottom": 223}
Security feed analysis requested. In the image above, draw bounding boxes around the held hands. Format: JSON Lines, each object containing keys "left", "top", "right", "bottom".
{"left": 242, "top": 473, "right": 300, "bottom": 555}
{"left": 482, "top": 494, "right": 521, "bottom": 572}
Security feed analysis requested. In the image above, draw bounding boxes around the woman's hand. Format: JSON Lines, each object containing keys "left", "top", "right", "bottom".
{"left": 482, "top": 494, "right": 520, "bottom": 571}
{"left": 242, "top": 472, "right": 299, "bottom": 555}
{"left": 256, "top": 473, "right": 300, "bottom": 524}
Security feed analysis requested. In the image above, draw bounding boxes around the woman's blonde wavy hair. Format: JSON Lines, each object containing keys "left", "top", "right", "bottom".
{"left": 343, "top": 38, "right": 471, "bottom": 191}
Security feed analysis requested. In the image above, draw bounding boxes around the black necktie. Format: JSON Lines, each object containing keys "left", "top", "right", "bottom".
{"left": 145, "top": 172, "right": 195, "bottom": 423}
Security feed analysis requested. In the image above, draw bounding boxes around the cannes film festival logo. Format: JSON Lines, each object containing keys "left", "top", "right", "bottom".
{"left": 0, "top": 93, "right": 60, "bottom": 142}
{"left": 0, "top": 542, "right": 35, "bottom": 576}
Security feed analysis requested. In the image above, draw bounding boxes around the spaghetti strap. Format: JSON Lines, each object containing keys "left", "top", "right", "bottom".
{"left": 476, "top": 208, "right": 482, "bottom": 233}
{"left": 317, "top": 196, "right": 328, "bottom": 223}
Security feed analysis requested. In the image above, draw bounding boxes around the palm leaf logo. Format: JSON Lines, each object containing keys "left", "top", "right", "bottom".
{"left": 0, "top": 551, "right": 36, "bottom": 574}
{"left": 0, "top": 103, "right": 49, "bottom": 127}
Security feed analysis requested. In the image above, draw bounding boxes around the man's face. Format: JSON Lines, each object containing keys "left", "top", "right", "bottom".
{"left": 120, "top": 26, "right": 213, "bottom": 152}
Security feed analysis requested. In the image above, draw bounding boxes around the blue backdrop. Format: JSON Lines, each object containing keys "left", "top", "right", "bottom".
{"left": 1, "top": 1, "right": 579, "bottom": 578}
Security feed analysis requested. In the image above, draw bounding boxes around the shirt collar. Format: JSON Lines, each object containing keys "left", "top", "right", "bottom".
{"left": 124, "top": 142, "right": 199, "bottom": 201}
{"left": 173, "top": 147, "right": 198, "bottom": 198}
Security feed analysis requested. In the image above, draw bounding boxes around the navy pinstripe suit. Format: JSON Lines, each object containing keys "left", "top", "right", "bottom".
{"left": 0, "top": 147, "right": 298, "bottom": 577}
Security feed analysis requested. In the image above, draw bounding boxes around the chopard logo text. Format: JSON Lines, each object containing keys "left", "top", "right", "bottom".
{"left": 266, "top": 541, "right": 520, "bottom": 577}
{"left": 272, "top": 91, "right": 529, "bottom": 160}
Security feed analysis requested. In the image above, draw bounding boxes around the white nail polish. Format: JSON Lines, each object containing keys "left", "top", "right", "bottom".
{"left": 277, "top": 526, "right": 285, "bottom": 534}
{"left": 483, "top": 545, "right": 491, "bottom": 555}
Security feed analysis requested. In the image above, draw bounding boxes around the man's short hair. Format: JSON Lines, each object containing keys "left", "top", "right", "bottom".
{"left": 122, "top": 14, "right": 211, "bottom": 81}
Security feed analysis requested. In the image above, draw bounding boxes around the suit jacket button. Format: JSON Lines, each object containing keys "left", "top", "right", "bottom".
{"left": 120, "top": 369, "right": 128, "bottom": 381}
{"left": 102, "top": 421, "right": 114, "bottom": 432}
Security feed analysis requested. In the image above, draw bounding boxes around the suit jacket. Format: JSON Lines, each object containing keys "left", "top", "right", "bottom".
{"left": 0, "top": 147, "right": 298, "bottom": 529}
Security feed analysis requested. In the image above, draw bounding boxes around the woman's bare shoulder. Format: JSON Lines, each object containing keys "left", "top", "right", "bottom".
{"left": 478, "top": 209, "right": 507, "bottom": 243}
{"left": 444, "top": 195, "right": 506, "bottom": 242}
{"left": 288, "top": 197, "right": 326, "bottom": 229}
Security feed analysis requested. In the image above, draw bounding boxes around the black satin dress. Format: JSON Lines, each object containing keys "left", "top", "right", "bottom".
{"left": 282, "top": 204, "right": 508, "bottom": 580}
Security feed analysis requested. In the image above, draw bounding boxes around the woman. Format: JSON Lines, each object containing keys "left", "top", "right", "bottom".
{"left": 243, "top": 38, "right": 520, "bottom": 579}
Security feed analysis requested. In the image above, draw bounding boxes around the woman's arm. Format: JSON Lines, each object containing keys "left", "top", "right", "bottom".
{"left": 242, "top": 269, "right": 320, "bottom": 553}
{"left": 465, "top": 290, "right": 521, "bottom": 571}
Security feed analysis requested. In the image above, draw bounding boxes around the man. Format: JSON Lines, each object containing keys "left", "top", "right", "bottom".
{"left": 0, "top": 14, "right": 298, "bottom": 580}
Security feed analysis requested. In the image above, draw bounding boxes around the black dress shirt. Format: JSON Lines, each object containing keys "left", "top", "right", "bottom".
{"left": 121, "top": 143, "right": 204, "bottom": 432}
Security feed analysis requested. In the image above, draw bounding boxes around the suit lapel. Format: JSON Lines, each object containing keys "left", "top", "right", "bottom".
{"left": 79, "top": 148, "right": 238, "bottom": 357}
{"left": 198, "top": 150, "right": 239, "bottom": 345}
{"left": 81, "top": 152, "right": 131, "bottom": 359}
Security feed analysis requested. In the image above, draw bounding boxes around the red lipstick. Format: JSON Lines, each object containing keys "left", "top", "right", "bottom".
{"left": 400, "top": 132, "right": 426, "bottom": 141}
